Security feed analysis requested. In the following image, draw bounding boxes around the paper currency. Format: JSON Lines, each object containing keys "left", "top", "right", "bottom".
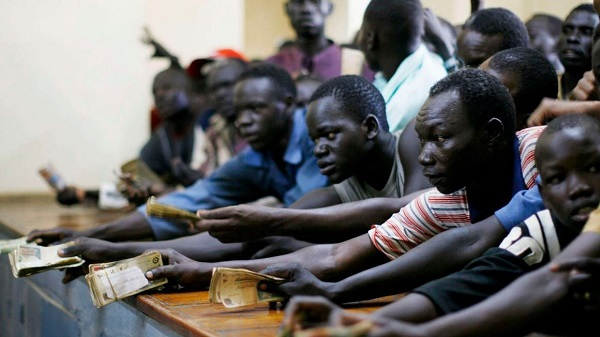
{"left": 85, "top": 251, "right": 167, "bottom": 308}
{"left": 119, "top": 158, "right": 163, "bottom": 188}
{"left": 0, "top": 237, "right": 33, "bottom": 254}
{"left": 146, "top": 196, "right": 201, "bottom": 221}
{"left": 278, "top": 320, "right": 374, "bottom": 337}
{"left": 8, "top": 242, "right": 84, "bottom": 278}
{"left": 209, "top": 267, "right": 286, "bottom": 308}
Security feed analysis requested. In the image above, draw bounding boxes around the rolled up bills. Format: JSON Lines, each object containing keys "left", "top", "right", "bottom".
{"left": 209, "top": 267, "right": 286, "bottom": 308}
{"left": 145, "top": 196, "right": 201, "bottom": 221}
{"left": 85, "top": 250, "right": 167, "bottom": 308}
{"left": 8, "top": 242, "right": 84, "bottom": 278}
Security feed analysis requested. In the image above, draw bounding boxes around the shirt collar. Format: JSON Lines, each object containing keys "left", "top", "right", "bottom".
{"left": 375, "top": 44, "right": 429, "bottom": 101}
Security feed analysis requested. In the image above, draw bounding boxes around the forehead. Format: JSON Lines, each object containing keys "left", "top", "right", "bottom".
{"left": 307, "top": 95, "right": 345, "bottom": 120}
{"left": 153, "top": 71, "right": 186, "bottom": 88}
{"left": 563, "top": 10, "right": 598, "bottom": 28}
{"left": 538, "top": 126, "right": 600, "bottom": 166}
{"left": 234, "top": 77, "right": 276, "bottom": 101}
{"left": 417, "top": 90, "right": 465, "bottom": 125}
{"left": 207, "top": 64, "right": 244, "bottom": 85}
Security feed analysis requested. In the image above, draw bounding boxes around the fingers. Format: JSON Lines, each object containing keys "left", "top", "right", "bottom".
{"left": 260, "top": 262, "right": 302, "bottom": 280}
{"left": 551, "top": 257, "right": 600, "bottom": 272}
{"left": 145, "top": 265, "right": 173, "bottom": 280}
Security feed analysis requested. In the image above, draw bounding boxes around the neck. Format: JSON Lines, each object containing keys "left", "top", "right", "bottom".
{"left": 296, "top": 34, "right": 330, "bottom": 57}
{"left": 269, "top": 115, "right": 294, "bottom": 170}
{"left": 466, "top": 144, "right": 514, "bottom": 212}
{"left": 357, "top": 132, "right": 397, "bottom": 191}
{"left": 167, "top": 110, "right": 195, "bottom": 135}
{"left": 379, "top": 44, "right": 417, "bottom": 81}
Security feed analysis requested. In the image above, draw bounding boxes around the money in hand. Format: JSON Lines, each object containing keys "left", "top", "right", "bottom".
{"left": 85, "top": 251, "right": 167, "bottom": 308}
{"left": 0, "top": 236, "right": 33, "bottom": 254}
{"left": 209, "top": 267, "right": 286, "bottom": 308}
{"left": 8, "top": 242, "right": 84, "bottom": 278}
{"left": 146, "top": 196, "right": 201, "bottom": 221}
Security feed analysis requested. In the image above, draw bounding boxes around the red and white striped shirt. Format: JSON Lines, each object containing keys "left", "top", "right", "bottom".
{"left": 369, "top": 126, "right": 545, "bottom": 260}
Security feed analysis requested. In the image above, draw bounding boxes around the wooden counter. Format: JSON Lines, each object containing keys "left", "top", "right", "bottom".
{"left": 0, "top": 194, "right": 399, "bottom": 337}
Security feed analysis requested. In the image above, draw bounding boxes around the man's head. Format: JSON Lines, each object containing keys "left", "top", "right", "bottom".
{"left": 295, "top": 74, "right": 324, "bottom": 111}
{"left": 416, "top": 69, "right": 515, "bottom": 194}
{"left": 457, "top": 8, "right": 529, "bottom": 68}
{"left": 536, "top": 114, "right": 600, "bottom": 232}
{"left": 152, "top": 67, "right": 193, "bottom": 120}
{"left": 233, "top": 63, "right": 297, "bottom": 152}
{"left": 593, "top": 25, "right": 600, "bottom": 97}
{"left": 557, "top": 4, "right": 599, "bottom": 73}
{"left": 526, "top": 14, "right": 563, "bottom": 59}
{"left": 206, "top": 58, "right": 248, "bottom": 121}
{"left": 306, "top": 75, "right": 388, "bottom": 183}
{"left": 285, "top": 0, "right": 333, "bottom": 39}
{"left": 479, "top": 47, "right": 558, "bottom": 130}
{"left": 357, "top": 0, "right": 423, "bottom": 72}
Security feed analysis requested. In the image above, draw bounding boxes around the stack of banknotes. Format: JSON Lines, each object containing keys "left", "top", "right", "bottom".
{"left": 0, "top": 236, "right": 30, "bottom": 254}
{"left": 85, "top": 250, "right": 168, "bottom": 308}
{"left": 7, "top": 241, "right": 84, "bottom": 278}
{"left": 146, "top": 196, "right": 201, "bottom": 221}
{"left": 209, "top": 267, "right": 286, "bottom": 308}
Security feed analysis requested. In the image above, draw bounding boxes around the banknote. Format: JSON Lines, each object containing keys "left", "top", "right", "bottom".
{"left": 209, "top": 267, "right": 286, "bottom": 308}
{"left": 0, "top": 236, "right": 33, "bottom": 254}
{"left": 85, "top": 250, "right": 167, "bottom": 308}
{"left": 145, "top": 196, "right": 201, "bottom": 221}
{"left": 8, "top": 242, "right": 84, "bottom": 278}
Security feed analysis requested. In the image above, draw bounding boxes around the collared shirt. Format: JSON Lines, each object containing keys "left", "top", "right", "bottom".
{"left": 266, "top": 42, "right": 375, "bottom": 81}
{"left": 139, "top": 108, "right": 329, "bottom": 240}
{"left": 369, "top": 126, "right": 544, "bottom": 260}
{"left": 374, "top": 45, "right": 447, "bottom": 133}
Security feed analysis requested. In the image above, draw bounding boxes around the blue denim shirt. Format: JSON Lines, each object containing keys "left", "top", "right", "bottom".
{"left": 138, "top": 108, "right": 329, "bottom": 240}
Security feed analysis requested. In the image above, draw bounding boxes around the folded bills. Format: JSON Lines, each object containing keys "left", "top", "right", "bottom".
{"left": 85, "top": 251, "right": 167, "bottom": 308}
{"left": 119, "top": 158, "right": 163, "bottom": 188}
{"left": 0, "top": 236, "right": 32, "bottom": 254}
{"left": 146, "top": 196, "right": 201, "bottom": 221}
{"left": 209, "top": 267, "right": 286, "bottom": 308}
{"left": 8, "top": 242, "right": 84, "bottom": 278}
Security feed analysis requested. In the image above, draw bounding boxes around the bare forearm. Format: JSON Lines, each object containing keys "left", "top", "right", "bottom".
{"left": 79, "top": 212, "right": 154, "bottom": 242}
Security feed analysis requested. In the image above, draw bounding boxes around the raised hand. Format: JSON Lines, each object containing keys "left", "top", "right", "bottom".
{"left": 260, "top": 262, "right": 332, "bottom": 298}
{"left": 144, "top": 248, "right": 212, "bottom": 288}
{"left": 551, "top": 257, "right": 600, "bottom": 306}
{"left": 197, "top": 204, "right": 278, "bottom": 243}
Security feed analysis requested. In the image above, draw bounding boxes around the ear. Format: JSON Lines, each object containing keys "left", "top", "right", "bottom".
{"left": 322, "top": 1, "right": 333, "bottom": 16}
{"left": 362, "top": 115, "right": 380, "bottom": 139}
{"left": 484, "top": 117, "right": 504, "bottom": 147}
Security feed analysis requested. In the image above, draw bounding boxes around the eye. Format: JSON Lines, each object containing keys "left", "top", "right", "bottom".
{"left": 435, "top": 135, "right": 446, "bottom": 143}
{"left": 326, "top": 132, "right": 336, "bottom": 140}
{"left": 582, "top": 27, "right": 594, "bottom": 36}
{"left": 588, "top": 164, "right": 599, "bottom": 173}
{"left": 546, "top": 174, "right": 564, "bottom": 185}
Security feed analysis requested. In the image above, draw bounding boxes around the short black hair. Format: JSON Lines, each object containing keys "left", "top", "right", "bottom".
{"left": 429, "top": 68, "right": 516, "bottom": 139}
{"left": 309, "top": 75, "right": 389, "bottom": 131}
{"left": 537, "top": 114, "right": 600, "bottom": 165}
{"left": 153, "top": 66, "right": 193, "bottom": 92}
{"left": 238, "top": 62, "right": 297, "bottom": 100}
{"left": 464, "top": 8, "right": 529, "bottom": 50}
{"left": 570, "top": 4, "right": 596, "bottom": 15}
{"left": 487, "top": 47, "right": 558, "bottom": 127}
{"left": 526, "top": 13, "right": 563, "bottom": 36}
{"left": 365, "top": 0, "right": 423, "bottom": 52}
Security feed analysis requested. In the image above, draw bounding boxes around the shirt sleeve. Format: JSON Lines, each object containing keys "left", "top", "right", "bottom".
{"left": 494, "top": 184, "right": 546, "bottom": 232}
{"left": 517, "top": 126, "right": 545, "bottom": 189}
{"left": 368, "top": 189, "right": 470, "bottom": 260}
{"left": 139, "top": 154, "right": 270, "bottom": 240}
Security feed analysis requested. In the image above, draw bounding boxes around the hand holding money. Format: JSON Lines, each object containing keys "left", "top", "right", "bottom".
{"left": 8, "top": 241, "right": 84, "bottom": 278}
{"left": 85, "top": 250, "right": 168, "bottom": 308}
{"left": 0, "top": 236, "right": 32, "bottom": 254}
{"left": 209, "top": 267, "right": 286, "bottom": 308}
{"left": 146, "top": 196, "right": 201, "bottom": 221}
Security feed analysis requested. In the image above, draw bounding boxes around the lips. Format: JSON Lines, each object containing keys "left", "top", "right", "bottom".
{"left": 570, "top": 202, "right": 599, "bottom": 223}
{"left": 560, "top": 48, "right": 584, "bottom": 59}
{"left": 317, "top": 162, "right": 335, "bottom": 176}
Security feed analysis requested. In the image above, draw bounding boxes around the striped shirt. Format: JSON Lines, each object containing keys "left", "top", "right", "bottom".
{"left": 369, "top": 126, "right": 545, "bottom": 260}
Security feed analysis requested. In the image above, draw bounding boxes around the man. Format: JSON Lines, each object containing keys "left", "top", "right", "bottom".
{"left": 141, "top": 69, "right": 543, "bottom": 293}
{"left": 280, "top": 114, "right": 600, "bottom": 337}
{"left": 479, "top": 47, "right": 558, "bottom": 130}
{"left": 456, "top": 8, "right": 529, "bottom": 68}
{"left": 557, "top": 4, "right": 599, "bottom": 99}
{"left": 359, "top": 0, "right": 447, "bottom": 133}
{"left": 526, "top": 13, "right": 564, "bottom": 73}
{"left": 28, "top": 63, "right": 328, "bottom": 245}
{"left": 267, "top": 0, "right": 373, "bottom": 81}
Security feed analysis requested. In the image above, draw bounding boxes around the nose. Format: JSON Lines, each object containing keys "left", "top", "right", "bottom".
{"left": 566, "top": 30, "right": 581, "bottom": 44}
{"left": 567, "top": 173, "right": 593, "bottom": 201}
{"left": 313, "top": 141, "right": 328, "bottom": 158}
{"left": 235, "top": 109, "right": 253, "bottom": 129}
{"left": 418, "top": 142, "right": 435, "bottom": 167}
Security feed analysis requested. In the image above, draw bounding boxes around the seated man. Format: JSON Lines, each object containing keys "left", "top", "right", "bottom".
{"left": 28, "top": 62, "right": 329, "bottom": 245}
{"left": 138, "top": 69, "right": 544, "bottom": 291}
{"left": 281, "top": 113, "right": 600, "bottom": 337}
{"left": 456, "top": 7, "right": 529, "bottom": 68}
{"left": 525, "top": 13, "right": 564, "bottom": 73}
{"left": 479, "top": 47, "right": 558, "bottom": 130}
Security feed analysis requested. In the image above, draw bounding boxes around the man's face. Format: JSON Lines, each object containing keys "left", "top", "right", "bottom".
{"left": 286, "top": 0, "right": 330, "bottom": 38}
{"left": 357, "top": 20, "right": 378, "bottom": 71}
{"left": 415, "top": 90, "right": 488, "bottom": 194}
{"left": 307, "top": 96, "right": 368, "bottom": 183}
{"left": 152, "top": 72, "right": 190, "bottom": 119}
{"left": 592, "top": 38, "right": 600, "bottom": 97}
{"left": 456, "top": 28, "right": 504, "bottom": 68}
{"left": 538, "top": 127, "right": 600, "bottom": 231}
{"left": 233, "top": 78, "right": 291, "bottom": 152}
{"left": 557, "top": 10, "right": 599, "bottom": 70}
{"left": 207, "top": 63, "right": 245, "bottom": 121}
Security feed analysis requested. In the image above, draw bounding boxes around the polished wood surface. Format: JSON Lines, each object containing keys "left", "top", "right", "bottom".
{"left": 0, "top": 194, "right": 401, "bottom": 336}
